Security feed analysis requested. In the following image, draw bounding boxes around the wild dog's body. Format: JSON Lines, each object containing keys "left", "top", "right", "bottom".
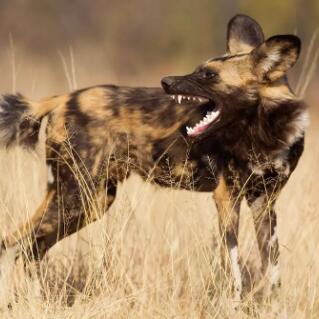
{"left": 0, "top": 15, "right": 308, "bottom": 301}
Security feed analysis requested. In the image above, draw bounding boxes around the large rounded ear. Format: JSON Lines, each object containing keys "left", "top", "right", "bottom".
{"left": 252, "top": 35, "right": 301, "bottom": 82}
{"left": 227, "top": 14, "right": 264, "bottom": 54}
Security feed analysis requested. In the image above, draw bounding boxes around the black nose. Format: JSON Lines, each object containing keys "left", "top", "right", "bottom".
{"left": 161, "top": 76, "right": 175, "bottom": 92}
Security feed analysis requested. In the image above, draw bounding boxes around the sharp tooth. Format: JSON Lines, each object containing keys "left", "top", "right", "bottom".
{"left": 186, "top": 126, "right": 194, "bottom": 135}
{"left": 178, "top": 95, "right": 182, "bottom": 104}
{"left": 187, "top": 97, "right": 191, "bottom": 100}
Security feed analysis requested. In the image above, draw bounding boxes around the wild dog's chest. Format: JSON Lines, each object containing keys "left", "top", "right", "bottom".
{"left": 148, "top": 136, "right": 220, "bottom": 191}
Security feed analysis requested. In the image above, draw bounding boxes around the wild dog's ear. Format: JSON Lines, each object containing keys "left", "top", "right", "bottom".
{"left": 252, "top": 35, "right": 301, "bottom": 82}
{"left": 227, "top": 14, "right": 264, "bottom": 54}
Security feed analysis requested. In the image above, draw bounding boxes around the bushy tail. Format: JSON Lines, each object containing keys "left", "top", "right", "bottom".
{"left": 0, "top": 93, "right": 54, "bottom": 149}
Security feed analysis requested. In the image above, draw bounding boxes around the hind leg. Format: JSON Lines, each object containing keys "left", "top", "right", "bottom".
{"left": 1, "top": 180, "right": 117, "bottom": 263}
{"left": 0, "top": 190, "right": 55, "bottom": 254}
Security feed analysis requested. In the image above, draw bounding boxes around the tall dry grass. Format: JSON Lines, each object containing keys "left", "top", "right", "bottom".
{"left": 0, "top": 49, "right": 318, "bottom": 319}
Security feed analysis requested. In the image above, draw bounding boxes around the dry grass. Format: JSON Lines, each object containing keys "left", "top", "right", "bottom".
{"left": 0, "top": 107, "right": 317, "bottom": 319}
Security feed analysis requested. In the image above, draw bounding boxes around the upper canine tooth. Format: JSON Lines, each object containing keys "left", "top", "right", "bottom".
{"left": 178, "top": 95, "right": 182, "bottom": 104}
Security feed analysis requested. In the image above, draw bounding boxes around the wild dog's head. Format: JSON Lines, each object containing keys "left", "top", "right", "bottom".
{"left": 161, "top": 14, "right": 301, "bottom": 138}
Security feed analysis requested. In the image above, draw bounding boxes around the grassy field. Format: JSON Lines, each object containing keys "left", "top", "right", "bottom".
{"left": 0, "top": 100, "right": 317, "bottom": 319}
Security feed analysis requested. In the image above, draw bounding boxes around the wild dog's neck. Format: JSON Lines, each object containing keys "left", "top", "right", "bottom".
{"left": 249, "top": 79, "right": 308, "bottom": 150}
{"left": 254, "top": 97, "right": 308, "bottom": 150}
{"left": 204, "top": 96, "right": 308, "bottom": 161}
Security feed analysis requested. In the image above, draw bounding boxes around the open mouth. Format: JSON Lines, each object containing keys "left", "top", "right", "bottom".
{"left": 170, "top": 94, "right": 221, "bottom": 137}
{"left": 186, "top": 108, "right": 220, "bottom": 137}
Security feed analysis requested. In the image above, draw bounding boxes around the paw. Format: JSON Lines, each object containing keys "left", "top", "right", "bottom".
{"left": 263, "top": 263, "right": 281, "bottom": 298}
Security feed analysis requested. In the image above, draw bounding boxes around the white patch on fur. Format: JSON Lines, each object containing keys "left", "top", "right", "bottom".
{"left": 274, "top": 158, "right": 284, "bottom": 169}
{"left": 248, "top": 163, "right": 264, "bottom": 176}
{"left": 287, "top": 110, "right": 310, "bottom": 146}
{"left": 274, "top": 156, "right": 290, "bottom": 176}
{"left": 262, "top": 50, "right": 281, "bottom": 72}
{"left": 47, "top": 164, "right": 54, "bottom": 184}
{"left": 230, "top": 246, "right": 242, "bottom": 302}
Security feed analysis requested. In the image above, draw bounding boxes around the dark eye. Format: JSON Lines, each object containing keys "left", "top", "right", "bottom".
{"left": 200, "top": 69, "right": 217, "bottom": 80}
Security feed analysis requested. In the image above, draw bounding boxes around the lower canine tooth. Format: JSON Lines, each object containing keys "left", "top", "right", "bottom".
{"left": 186, "top": 126, "right": 193, "bottom": 134}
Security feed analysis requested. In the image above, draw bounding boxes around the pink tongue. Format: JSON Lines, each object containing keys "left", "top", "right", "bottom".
{"left": 188, "top": 124, "right": 210, "bottom": 137}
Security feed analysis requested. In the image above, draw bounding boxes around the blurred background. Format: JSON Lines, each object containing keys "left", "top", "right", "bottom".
{"left": 0, "top": 0, "right": 317, "bottom": 100}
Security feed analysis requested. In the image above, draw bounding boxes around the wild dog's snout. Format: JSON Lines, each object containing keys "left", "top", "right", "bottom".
{"left": 161, "top": 75, "right": 196, "bottom": 95}
{"left": 161, "top": 76, "right": 177, "bottom": 92}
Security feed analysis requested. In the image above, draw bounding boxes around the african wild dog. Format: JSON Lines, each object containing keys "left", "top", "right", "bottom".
{"left": 0, "top": 15, "right": 308, "bottom": 301}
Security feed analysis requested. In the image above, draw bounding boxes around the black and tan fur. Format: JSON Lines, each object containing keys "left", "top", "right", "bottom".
{"left": 0, "top": 15, "right": 308, "bottom": 300}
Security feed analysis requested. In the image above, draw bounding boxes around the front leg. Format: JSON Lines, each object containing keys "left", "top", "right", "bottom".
{"left": 213, "top": 174, "right": 242, "bottom": 302}
{"left": 246, "top": 192, "right": 280, "bottom": 297}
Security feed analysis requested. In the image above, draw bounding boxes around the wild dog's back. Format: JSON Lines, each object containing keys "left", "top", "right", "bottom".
{"left": 0, "top": 85, "right": 203, "bottom": 189}
{"left": 0, "top": 85, "right": 195, "bottom": 149}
